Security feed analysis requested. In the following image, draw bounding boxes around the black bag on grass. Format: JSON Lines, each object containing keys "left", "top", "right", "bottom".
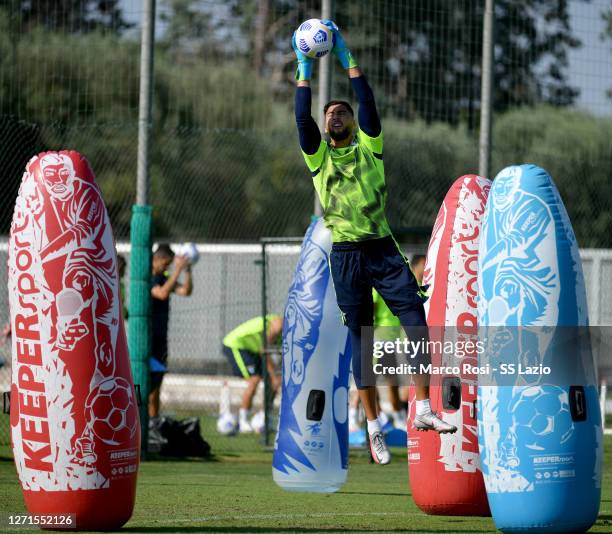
{"left": 149, "top": 416, "right": 211, "bottom": 458}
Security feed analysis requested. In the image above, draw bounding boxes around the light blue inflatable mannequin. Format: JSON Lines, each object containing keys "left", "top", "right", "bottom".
{"left": 477, "top": 165, "right": 602, "bottom": 533}
{"left": 273, "top": 218, "right": 351, "bottom": 492}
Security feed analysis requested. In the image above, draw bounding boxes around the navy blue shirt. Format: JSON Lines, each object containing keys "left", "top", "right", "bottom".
{"left": 151, "top": 273, "right": 170, "bottom": 362}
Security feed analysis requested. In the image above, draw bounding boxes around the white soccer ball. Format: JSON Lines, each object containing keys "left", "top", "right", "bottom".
{"left": 250, "top": 410, "right": 265, "bottom": 434}
{"left": 216, "top": 413, "right": 237, "bottom": 435}
{"left": 178, "top": 242, "right": 200, "bottom": 265}
{"left": 295, "top": 19, "right": 333, "bottom": 59}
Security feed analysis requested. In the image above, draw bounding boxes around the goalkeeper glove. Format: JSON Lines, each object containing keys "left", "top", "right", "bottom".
{"left": 321, "top": 20, "right": 358, "bottom": 70}
{"left": 292, "top": 32, "right": 314, "bottom": 81}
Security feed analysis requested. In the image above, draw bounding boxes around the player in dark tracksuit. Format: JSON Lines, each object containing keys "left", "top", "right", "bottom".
{"left": 293, "top": 21, "right": 456, "bottom": 464}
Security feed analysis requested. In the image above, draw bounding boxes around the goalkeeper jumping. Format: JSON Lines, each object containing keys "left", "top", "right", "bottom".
{"left": 293, "top": 21, "right": 456, "bottom": 465}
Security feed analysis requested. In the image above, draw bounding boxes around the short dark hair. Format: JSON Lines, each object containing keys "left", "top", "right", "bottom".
{"left": 324, "top": 100, "right": 354, "bottom": 117}
{"left": 411, "top": 254, "right": 426, "bottom": 266}
{"left": 154, "top": 243, "right": 175, "bottom": 259}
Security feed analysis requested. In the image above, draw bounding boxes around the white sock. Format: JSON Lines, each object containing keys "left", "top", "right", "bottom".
{"left": 349, "top": 406, "right": 358, "bottom": 422}
{"left": 416, "top": 399, "right": 432, "bottom": 416}
{"left": 239, "top": 408, "right": 250, "bottom": 422}
{"left": 367, "top": 418, "right": 381, "bottom": 436}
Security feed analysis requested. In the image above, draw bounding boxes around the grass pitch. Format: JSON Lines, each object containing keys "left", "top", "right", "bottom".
{"left": 1, "top": 431, "right": 611, "bottom": 533}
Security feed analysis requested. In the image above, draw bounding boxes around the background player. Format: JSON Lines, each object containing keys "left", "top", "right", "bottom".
{"left": 293, "top": 22, "right": 455, "bottom": 464}
{"left": 222, "top": 315, "right": 283, "bottom": 433}
{"left": 149, "top": 244, "right": 193, "bottom": 423}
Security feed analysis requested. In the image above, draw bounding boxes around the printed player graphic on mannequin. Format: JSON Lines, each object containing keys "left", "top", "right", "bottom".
{"left": 283, "top": 237, "right": 328, "bottom": 387}
{"left": 480, "top": 166, "right": 559, "bottom": 327}
{"left": 26, "top": 153, "right": 127, "bottom": 467}
{"left": 479, "top": 166, "right": 559, "bottom": 386}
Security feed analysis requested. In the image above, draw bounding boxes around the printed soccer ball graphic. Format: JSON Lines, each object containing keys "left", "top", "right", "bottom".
{"left": 509, "top": 385, "right": 574, "bottom": 452}
{"left": 216, "top": 412, "right": 237, "bottom": 435}
{"left": 295, "top": 19, "right": 333, "bottom": 58}
{"left": 86, "top": 377, "right": 138, "bottom": 445}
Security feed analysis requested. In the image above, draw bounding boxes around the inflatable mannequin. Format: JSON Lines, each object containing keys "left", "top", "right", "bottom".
{"left": 477, "top": 164, "right": 602, "bottom": 533}
{"left": 9, "top": 151, "right": 139, "bottom": 530}
{"left": 273, "top": 218, "right": 351, "bottom": 492}
{"left": 408, "top": 175, "right": 490, "bottom": 516}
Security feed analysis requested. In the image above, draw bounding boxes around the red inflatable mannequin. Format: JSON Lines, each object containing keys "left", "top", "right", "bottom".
{"left": 408, "top": 175, "right": 490, "bottom": 516}
{"left": 8, "top": 151, "right": 139, "bottom": 530}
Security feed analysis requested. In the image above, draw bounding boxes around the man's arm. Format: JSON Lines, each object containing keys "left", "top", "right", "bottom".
{"left": 174, "top": 266, "right": 193, "bottom": 297}
{"left": 295, "top": 85, "right": 321, "bottom": 155}
{"left": 293, "top": 32, "right": 321, "bottom": 155}
{"left": 322, "top": 21, "right": 382, "bottom": 139}
{"left": 349, "top": 70, "right": 381, "bottom": 138}
{"left": 151, "top": 256, "right": 190, "bottom": 300}
{"left": 151, "top": 271, "right": 180, "bottom": 301}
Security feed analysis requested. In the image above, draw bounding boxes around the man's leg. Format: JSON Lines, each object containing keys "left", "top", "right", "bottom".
{"left": 386, "top": 383, "right": 407, "bottom": 429}
{"left": 329, "top": 247, "right": 391, "bottom": 464}
{"left": 371, "top": 241, "right": 456, "bottom": 434}
{"left": 348, "top": 386, "right": 361, "bottom": 432}
{"left": 397, "top": 307, "right": 430, "bottom": 401}
{"left": 348, "top": 325, "right": 378, "bottom": 421}
{"left": 149, "top": 341, "right": 168, "bottom": 420}
{"left": 350, "top": 327, "right": 392, "bottom": 465}
{"left": 238, "top": 375, "right": 260, "bottom": 433}
{"left": 148, "top": 378, "right": 162, "bottom": 418}
{"left": 148, "top": 388, "right": 159, "bottom": 417}
{"left": 241, "top": 375, "right": 261, "bottom": 411}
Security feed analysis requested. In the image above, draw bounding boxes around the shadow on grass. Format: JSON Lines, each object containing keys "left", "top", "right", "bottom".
{"left": 338, "top": 490, "right": 410, "bottom": 498}
{"left": 143, "top": 454, "right": 219, "bottom": 463}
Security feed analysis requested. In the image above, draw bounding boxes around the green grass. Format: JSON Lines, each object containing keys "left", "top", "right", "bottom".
{"left": 1, "top": 437, "right": 612, "bottom": 533}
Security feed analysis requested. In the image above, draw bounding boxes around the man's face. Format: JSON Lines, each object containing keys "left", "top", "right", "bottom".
{"left": 152, "top": 255, "right": 173, "bottom": 275}
{"left": 41, "top": 157, "right": 74, "bottom": 201}
{"left": 493, "top": 169, "right": 521, "bottom": 211}
{"left": 325, "top": 104, "right": 355, "bottom": 142}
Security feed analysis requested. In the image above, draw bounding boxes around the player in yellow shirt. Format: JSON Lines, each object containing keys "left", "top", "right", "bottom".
{"left": 222, "top": 315, "right": 283, "bottom": 433}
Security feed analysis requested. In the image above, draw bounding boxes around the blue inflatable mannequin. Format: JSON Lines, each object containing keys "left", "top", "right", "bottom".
{"left": 273, "top": 219, "right": 351, "bottom": 492}
{"left": 478, "top": 165, "right": 602, "bottom": 533}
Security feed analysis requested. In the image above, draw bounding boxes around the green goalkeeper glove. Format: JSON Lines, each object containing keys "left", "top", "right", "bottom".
{"left": 321, "top": 20, "right": 358, "bottom": 70}
{"left": 292, "top": 32, "right": 314, "bottom": 81}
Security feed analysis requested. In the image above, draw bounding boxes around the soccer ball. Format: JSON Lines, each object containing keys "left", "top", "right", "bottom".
{"left": 216, "top": 412, "right": 237, "bottom": 435}
{"left": 178, "top": 242, "right": 200, "bottom": 265}
{"left": 85, "top": 377, "right": 138, "bottom": 446}
{"left": 295, "top": 19, "right": 333, "bottom": 59}
{"left": 509, "top": 385, "right": 574, "bottom": 451}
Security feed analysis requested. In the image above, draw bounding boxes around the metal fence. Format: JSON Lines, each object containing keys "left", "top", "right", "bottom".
{"left": 1, "top": 0, "right": 612, "bottom": 454}
{"left": 2, "top": 243, "right": 611, "bottom": 452}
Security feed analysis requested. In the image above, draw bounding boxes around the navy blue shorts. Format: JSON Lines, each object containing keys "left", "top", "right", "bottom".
{"left": 329, "top": 236, "right": 426, "bottom": 330}
{"left": 223, "top": 345, "right": 262, "bottom": 379}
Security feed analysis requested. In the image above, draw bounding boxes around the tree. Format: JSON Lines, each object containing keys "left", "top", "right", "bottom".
{"left": 0, "top": 0, "right": 131, "bottom": 34}
{"left": 159, "top": 0, "right": 214, "bottom": 57}
{"left": 229, "top": 0, "right": 587, "bottom": 123}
